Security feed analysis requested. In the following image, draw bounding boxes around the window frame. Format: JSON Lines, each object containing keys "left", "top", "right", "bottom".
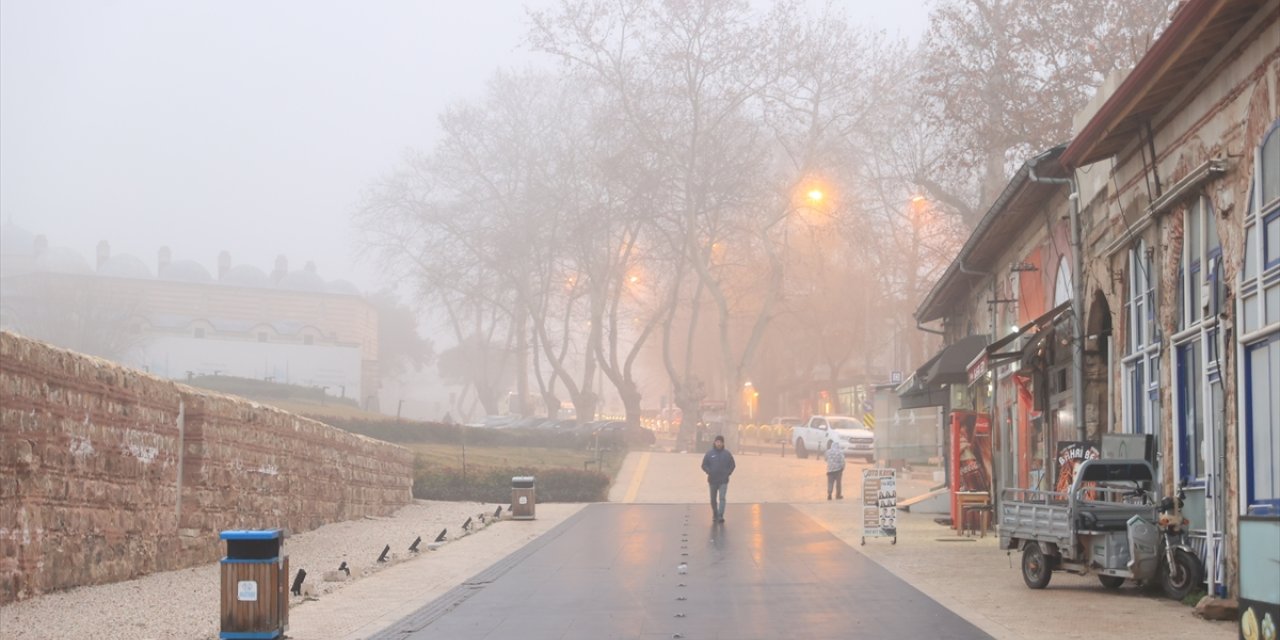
{"left": 1122, "top": 239, "right": 1160, "bottom": 436}
{"left": 1172, "top": 195, "right": 1222, "bottom": 486}
{"left": 1237, "top": 118, "right": 1280, "bottom": 512}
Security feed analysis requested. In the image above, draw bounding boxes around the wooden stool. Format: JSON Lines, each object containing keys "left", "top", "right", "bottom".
{"left": 961, "top": 504, "right": 993, "bottom": 537}
{"left": 955, "top": 491, "right": 991, "bottom": 536}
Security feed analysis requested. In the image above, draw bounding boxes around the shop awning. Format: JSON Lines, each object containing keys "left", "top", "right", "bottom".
{"left": 922, "top": 335, "right": 989, "bottom": 385}
{"left": 967, "top": 301, "right": 1072, "bottom": 383}
{"left": 897, "top": 334, "right": 990, "bottom": 409}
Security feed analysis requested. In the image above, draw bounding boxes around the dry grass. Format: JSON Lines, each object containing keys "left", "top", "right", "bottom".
{"left": 262, "top": 398, "right": 392, "bottom": 422}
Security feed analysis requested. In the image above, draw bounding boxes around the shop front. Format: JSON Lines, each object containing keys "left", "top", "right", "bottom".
{"left": 898, "top": 335, "right": 989, "bottom": 489}
{"left": 969, "top": 302, "right": 1079, "bottom": 503}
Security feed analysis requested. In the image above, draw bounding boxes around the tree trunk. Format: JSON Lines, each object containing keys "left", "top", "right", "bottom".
{"left": 572, "top": 389, "right": 597, "bottom": 426}
{"left": 619, "top": 382, "right": 643, "bottom": 427}
{"left": 514, "top": 305, "right": 529, "bottom": 417}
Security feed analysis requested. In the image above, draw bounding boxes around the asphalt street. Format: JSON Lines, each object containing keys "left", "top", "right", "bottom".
{"left": 372, "top": 502, "right": 990, "bottom": 640}
{"left": 346, "top": 449, "right": 1230, "bottom": 640}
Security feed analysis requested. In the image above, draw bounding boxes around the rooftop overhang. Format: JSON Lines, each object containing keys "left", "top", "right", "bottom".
{"left": 915, "top": 146, "right": 1069, "bottom": 324}
{"left": 1061, "top": 0, "right": 1273, "bottom": 168}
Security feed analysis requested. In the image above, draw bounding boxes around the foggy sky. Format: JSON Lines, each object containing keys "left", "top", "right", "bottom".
{"left": 0, "top": 1, "right": 927, "bottom": 295}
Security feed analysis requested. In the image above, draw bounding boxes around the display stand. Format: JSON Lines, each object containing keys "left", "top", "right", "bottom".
{"left": 861, "top": 468, "right": 897, "bottom": 545}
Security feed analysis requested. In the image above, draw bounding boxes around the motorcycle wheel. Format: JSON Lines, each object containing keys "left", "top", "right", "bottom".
{"left": 795, "top": 439, "right": 807, "bottom": 459}
{"left": 1021, "top": 544, "right": 1052, "bottom": 589}
{"left": 1098, "top": 575, "right": 1125, "bottom": 589}
{"left": 1161, "top": 548, "right": 1202, "bottom": 601}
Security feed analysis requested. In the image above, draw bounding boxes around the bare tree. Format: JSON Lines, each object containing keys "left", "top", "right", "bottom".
{"left": 917, "top": 0, "right": 1173, "bottom": 224}
{"left": 1, "top": 275, "right": 145, "bottom": 361}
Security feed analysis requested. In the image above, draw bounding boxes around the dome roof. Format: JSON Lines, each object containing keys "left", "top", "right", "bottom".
{"left": 98, "top": 254, "right": 152, "bottom": 279}
{"left": 278, "top": 269, "right": 326, "bottom": 292}
{"left": 326, "top": 279, "right": 360, "bottom": 295}
{"left": 0, "top": 222, "right": 36, "bottom": 256}
{"left": 159, "top": 260, "right": 213, "bottom": 283}
{"left": 34, "top": 246, "right": 92, "bottom": 274}
{"left": 221, "top": 264, "right": 270, "bottom": 288}
{"left": 0, "top": 223, "right": 38, "bottom": 277}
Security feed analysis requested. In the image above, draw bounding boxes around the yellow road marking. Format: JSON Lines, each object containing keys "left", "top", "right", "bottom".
{"left": 622, "top": 451, "right": 651, "bottom": 503}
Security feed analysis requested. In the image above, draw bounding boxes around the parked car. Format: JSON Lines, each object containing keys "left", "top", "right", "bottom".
{"left": 504, "top": 416, "right": 548, "bottom": 430}
{"left": 790, "top": 415, "right": 875, "bottom": 461}
{"left": 536, "top": 419, "right": 578, "bottom": 430}
{"left": 465, "top": 415, "right": 519, "bottom": 428}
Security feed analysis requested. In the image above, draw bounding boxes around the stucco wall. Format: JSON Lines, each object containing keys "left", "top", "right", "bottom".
{"left": 1076, "top": 8, "right": 1279, "bottom": 596}
{"left": 0, "top": 330, "right": 412, "bottom": 604}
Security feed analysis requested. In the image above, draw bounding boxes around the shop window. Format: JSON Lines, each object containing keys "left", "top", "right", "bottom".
{"left": 1174, "top": 194, "right": 1221, "bottom": 484}
{"left": 1240, "top": 119, "right": 1280, "bottom": 510}
{"left": 1123, "top": 240, "right": 1159, "bottom": 435}
{"left": 1177, "top": 340, "right": 1205, "bottom": 480}
{"left": 1245, "top": 334, "right": 1280, "bottom": 509}
{"left": 1178, "top": 197, "right": 1220, "bottom": 331}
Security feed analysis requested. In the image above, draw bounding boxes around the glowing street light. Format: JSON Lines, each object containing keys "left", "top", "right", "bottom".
{"left": 807, "top": 189, "right": 825, "bottom": 203}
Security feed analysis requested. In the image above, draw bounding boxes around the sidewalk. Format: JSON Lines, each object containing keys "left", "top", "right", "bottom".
{"left": 796, "top": 504, "right": 1234, "bottom": 640}
{"left": 284, "top": 504, "right": 586, "bottom": 640}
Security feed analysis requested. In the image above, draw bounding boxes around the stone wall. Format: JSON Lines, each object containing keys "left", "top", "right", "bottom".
{"left": 0, "top": 331, "right": 412, "bottom": 604}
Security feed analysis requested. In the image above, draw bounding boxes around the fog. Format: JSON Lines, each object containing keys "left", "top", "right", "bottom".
{"left": 0, "top": 1, "right": 927, "bottom": 291}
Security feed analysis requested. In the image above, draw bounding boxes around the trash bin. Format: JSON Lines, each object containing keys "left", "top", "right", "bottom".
{"left": 511, "top": 476, "right": 536, "bottom": 520}
{"left": 220, "top": 529, "right": 288, "bottom": 639}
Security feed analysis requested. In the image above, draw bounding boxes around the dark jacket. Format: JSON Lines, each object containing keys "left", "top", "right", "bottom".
{"left": 701, "top": 447, "right": 736, "bottom": 485}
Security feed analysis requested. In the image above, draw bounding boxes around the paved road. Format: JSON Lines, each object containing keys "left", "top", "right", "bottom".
{"left": 373, "top": 502, "right": 989, "bottom": 640}
{"left": 357, "top": 450, "right": 1230, "bottom": 640}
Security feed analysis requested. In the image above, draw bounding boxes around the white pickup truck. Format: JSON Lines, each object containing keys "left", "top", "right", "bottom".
{"left": 790, "top": 415, "right": 875, "bottom": 461}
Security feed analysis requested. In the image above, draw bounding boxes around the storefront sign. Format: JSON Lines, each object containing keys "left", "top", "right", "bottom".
{"left": 1055, "top": 441, "right": 1101, "bottom": 493}
{"left": 967, "top": 353, "right": 988, "bottom": 385}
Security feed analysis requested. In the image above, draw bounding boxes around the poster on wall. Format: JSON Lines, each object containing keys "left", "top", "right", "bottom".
{"left": 955, "top": 412, "right": 992, "bottom": 492}
{"left": 949, "top": 411, "right": 993, "bottom": 526}
{"left": 861, "top": 468, "right": 897, "bottom": 545}
{"left": 1055, "top": 441, "right": 1101, "bottom": 493}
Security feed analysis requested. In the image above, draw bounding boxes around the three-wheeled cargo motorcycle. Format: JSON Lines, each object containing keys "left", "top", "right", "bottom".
{"left": 999, "top": 459, "right": 1203, "bottom": 599}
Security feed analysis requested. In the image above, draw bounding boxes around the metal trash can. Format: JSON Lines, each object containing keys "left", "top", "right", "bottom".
{"left": 511, "top": 476, "right": 536, "bottom": 520}
{"left": 220, "top": 529, "right": 288, "bottom": 639}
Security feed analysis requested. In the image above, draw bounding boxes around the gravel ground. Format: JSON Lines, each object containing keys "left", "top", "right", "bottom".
{"left": 0, "top": 500, "right": 508, "bottom": 640}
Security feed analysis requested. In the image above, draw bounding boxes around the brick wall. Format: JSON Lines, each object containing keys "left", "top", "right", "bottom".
{"left": 0, "top": 331, "right": 412, "bottom": 604}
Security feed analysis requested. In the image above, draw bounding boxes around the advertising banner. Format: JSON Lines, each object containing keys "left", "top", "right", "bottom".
{"left": 862, "top": 468, "right": 897, "bottom": 544}
{"left": 1055, "top": 441, "right": 1101, "bottom": 493}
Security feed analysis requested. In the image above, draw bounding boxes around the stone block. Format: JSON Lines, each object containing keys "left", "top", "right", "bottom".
{"left": 1194, "top": 596, "right": 1239, "bottom": 621}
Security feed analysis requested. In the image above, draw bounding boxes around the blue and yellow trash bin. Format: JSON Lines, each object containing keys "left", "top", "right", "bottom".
{"left": 219, "top": 529, "right": 288, "bottom": 640}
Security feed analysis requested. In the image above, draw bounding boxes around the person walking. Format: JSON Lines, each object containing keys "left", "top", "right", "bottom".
{"left": 825, "top": 439, "right": 846, "bottom": 500}
{"left": 701, "top": 434, "right": 736, "bottom": 522}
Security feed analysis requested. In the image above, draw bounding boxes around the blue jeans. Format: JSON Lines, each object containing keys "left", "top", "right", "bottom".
{"left": 709, "top": 482, "right": 728, "bottom": 519}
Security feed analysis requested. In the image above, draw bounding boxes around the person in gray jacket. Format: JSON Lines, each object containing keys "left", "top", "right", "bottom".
{"left": 825, "top": 439, "right": 846, "bottom": 500}
{"left": 701, "top": 435, "right": 736, "bottom": 522}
